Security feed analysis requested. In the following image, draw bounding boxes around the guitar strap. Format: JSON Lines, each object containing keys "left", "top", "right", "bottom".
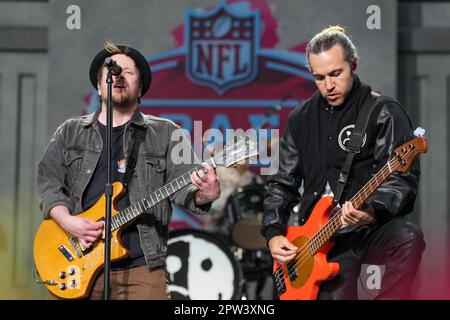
{"left": 123, "top": 125, "right": 147, "bottom": 188}
{"left": 332, "top": 92, "right": 379, "bottom": 206}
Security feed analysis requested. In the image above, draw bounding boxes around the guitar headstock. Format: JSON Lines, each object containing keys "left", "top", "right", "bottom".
{"left": 211, "top": 136, "right": 258, "bottom": 168}
{"left": 392, "top": 128, "right": 428, "bottom": 173}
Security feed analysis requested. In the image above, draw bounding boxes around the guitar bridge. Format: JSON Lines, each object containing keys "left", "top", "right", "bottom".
{"left": 69, "top": 237, "right": 82, "bottom": 258}
{"left": 287, "top": 261, "right": 298, "bottom": 282}
{"left": 274, "top": 267, "right": 286, "bottom": 296}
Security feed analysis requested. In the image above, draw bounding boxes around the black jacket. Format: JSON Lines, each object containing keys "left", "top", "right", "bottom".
{"left": 261, "top": 77, "right": 420, "bottom": 242}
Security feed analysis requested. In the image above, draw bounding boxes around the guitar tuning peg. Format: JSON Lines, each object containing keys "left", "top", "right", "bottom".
{"left": 414, "top": 127, "right": 426, "bottom": 137}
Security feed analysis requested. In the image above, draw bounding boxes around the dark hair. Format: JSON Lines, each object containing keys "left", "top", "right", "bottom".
{"left": 306, "top": 26, "right": 358, "bottom": 69}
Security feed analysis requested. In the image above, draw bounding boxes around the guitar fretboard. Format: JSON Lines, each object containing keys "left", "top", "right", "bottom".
{"left": 307, "top": 156, "right": 401, "bottom": 254}
{"left": 110, "top": 159, "right": 212, "bottom": 231}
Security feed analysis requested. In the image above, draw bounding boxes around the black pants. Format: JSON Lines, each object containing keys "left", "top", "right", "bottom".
{"left": 317, "top": 218, "right": 426, "bottom": 300}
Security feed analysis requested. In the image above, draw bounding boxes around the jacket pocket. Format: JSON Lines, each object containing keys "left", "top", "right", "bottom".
{"left": 137, "top": 211, "right": 169, "bottom": 258}
{"left": 145, "top": 154, "right": 167, "bottom": 189}
{"left": 63, "top": 148, "right": 84, "bottom": 188}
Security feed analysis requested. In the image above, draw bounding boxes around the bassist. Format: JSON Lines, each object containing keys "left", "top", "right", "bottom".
{"left": 261, "top": 26, "right": 425, "bottom": 300}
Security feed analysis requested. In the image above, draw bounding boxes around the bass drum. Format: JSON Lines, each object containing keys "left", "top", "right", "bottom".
{"left": 166, "top": 229, "right": 243, "bottom": 300}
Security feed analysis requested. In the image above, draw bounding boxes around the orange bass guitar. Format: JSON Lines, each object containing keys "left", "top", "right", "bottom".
{"left": 273, "top": 132, "right": 428, "bottom": 300}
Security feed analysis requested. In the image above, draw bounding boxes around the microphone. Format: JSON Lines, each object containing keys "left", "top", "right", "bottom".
{"left": 104, "top": 57, "right": 122, "bottom": 76}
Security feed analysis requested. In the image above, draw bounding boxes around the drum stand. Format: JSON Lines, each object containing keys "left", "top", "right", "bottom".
{"left": 234, "top": 247, "right": 274, "bottom": 300}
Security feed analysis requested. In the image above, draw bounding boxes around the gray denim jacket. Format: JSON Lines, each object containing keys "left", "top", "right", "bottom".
{"left": 37, "top": 108, "right": 210, "bottom": 268}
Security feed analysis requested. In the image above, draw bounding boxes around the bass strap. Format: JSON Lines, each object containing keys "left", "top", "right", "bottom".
{"left": 332, "top": 92, "right": 379, "bottom": 206}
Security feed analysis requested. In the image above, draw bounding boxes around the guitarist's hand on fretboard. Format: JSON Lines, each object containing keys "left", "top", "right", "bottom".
{"left": 268, "top": 235, "right": 298, "bottom": 265}
{"left": 191, "top": 162, "right": 221, "bottom": 205}
{"left": 340, "top": 201, "right": 375, "bottom": 227}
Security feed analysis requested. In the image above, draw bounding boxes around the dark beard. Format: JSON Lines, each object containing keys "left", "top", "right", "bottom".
{"left": 101, "top": 91, "right": 138, "bottom": 109}
{"left": 112, "top": 93, "right": 134, "bottom": 108}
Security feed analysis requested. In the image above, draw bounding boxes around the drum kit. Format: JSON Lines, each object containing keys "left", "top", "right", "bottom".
{"left": 166, "top": 182, "right": 276, "bottom": 300}
{"left": 165, "top": 100, "right": 300, "bottom": 300}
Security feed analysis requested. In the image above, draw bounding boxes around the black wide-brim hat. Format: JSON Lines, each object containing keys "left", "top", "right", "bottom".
{"left": 89, "top": 45, "right": 152, "bottom": 96}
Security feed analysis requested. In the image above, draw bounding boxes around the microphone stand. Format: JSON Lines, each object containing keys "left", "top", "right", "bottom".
{"left": 103, "top": 68, "right": 114, "bottom": 300}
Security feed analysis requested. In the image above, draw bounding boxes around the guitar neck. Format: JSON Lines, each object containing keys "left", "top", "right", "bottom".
{"left": 111, "top": 159, "right": 214, "bottom": 231}
{"left": 309, "top": 156, "right": 399, "bottom": 254}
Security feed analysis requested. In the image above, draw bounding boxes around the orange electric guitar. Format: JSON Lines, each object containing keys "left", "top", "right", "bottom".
{"left": 273, "top": 130, "right": 428, "bottom": 300}
{"left": 34, "top": 137, "right": 257, "bottom": 299}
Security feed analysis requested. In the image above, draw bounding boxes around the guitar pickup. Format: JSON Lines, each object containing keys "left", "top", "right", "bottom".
{"left": 287, "top": 261, "right": 298, "bottom": 282}
{"left": 58, "top": 245, "right": 74, "bottom": 262}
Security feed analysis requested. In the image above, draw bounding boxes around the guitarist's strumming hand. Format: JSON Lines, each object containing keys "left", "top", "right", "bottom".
{"left": 50, "top": 205, "right": 104, "bottom": 249}
{"left": 191, "top": 163, "right": 221, "bottom": 205}
{"left": 268, "top": 235, "right": 298, "bottom": 264}
{"left": 340, "top": 201, "right": 375, "bottom": 227}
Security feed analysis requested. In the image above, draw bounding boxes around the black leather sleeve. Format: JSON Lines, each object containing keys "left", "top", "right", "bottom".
{"left": 367, "top": 101, "right": 421, "bottom": 220}
{"left": 261, "top": 113, "right": 302, "bottom": 242}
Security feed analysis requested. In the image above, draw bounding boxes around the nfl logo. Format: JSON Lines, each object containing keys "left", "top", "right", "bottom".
{"left": 185, "top": 3, "right": 261, "bottom": 95}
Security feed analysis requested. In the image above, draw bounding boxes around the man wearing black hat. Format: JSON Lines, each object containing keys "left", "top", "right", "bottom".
{"left": 37, "top": 41, "right": 221, "bottom": 299}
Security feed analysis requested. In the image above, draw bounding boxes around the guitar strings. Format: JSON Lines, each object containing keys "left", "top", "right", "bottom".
{"left": 111, "top": 141, "right": 252, "bottom": 230}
